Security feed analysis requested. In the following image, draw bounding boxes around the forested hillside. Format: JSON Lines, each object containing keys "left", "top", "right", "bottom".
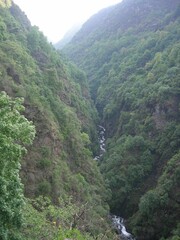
{"left": 63, "top": 0, "right": 180, "bottom": 239}
{"left": 0, "top": 1, "right": 117, "bottom": 239}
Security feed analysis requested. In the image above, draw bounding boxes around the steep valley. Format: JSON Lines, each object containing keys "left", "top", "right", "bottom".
{"left": 0, "top": 0, "right": 180, "bottom": 240}
{"left": 63, "top": 0, "right": 180, "bottom": 239}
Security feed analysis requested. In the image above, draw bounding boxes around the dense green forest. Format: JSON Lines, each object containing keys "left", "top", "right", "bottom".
{"left": 63, "top": 0, "right": 180, "bottom": 239}
{"left": 1, "top": 0, "right": 180, "bottom": 239}
{"left": 0, "top": 1, "right": 117, "bottom": 239}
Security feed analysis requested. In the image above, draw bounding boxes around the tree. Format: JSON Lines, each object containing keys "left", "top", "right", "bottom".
{"left": 0, "top": 92, "right": 35, "bottom": 240}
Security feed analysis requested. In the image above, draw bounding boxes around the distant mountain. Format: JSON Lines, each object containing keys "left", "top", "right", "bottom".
{"left": 64, "top": 0, "right": 180, "bottom": 95}
{"left": 0, "top": 0, "right": 12, "bottom": 7}
{"left": 54, "top": 23, "right": 82, "bottom": 49}
{"left": 63, "top": 0, "right": 180, "bottom": 239}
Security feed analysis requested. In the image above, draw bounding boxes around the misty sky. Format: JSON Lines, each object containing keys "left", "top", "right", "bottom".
{"left": 13, "top": 0, "right": 122, "bottom": 43}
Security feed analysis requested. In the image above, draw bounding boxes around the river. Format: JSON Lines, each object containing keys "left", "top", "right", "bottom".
{"left": 94, "top": 125, "right": 135, "bottom": 240}
{"left": 112, "top": 216, "right": 135, "bottom": 240}
{"left": 94, "top": 125, "right": 106, "bottom": 161}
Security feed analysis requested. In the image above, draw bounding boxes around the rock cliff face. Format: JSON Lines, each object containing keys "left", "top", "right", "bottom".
{"left": 63, "top": 0, "right": 180, "bottom": 239}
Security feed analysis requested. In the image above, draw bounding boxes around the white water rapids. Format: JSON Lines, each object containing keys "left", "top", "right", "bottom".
{"left": 94, "top": 125, "right": 106, "bottom": 161}
{"left": 94, "top": 125, "right": 135, "bottom": 240}
{"left": 112, "top": 216, "right": 135, "bottom": 240}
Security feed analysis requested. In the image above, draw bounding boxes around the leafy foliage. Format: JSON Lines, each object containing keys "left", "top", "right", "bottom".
{"left": 21, "top": 196, "right": 117, "bottom": 240}
{"left": 130, "top": 151, "right": 180, "bottom": 240}
{"left": 0, "top": 92, "right": 35, "bottom": 240}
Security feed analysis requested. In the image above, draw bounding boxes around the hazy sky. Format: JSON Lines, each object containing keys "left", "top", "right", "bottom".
{"left": 13, "top": 0, "right": 122, "bottom": 43}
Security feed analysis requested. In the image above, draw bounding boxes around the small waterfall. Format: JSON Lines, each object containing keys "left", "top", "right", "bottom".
{"left": 112, "top": 216, "right": 135, "bottom": 240}
{"left": 94, "top": 125, "right": 106, "bottom": 160}
{"left": 94, "top": 125, "right": 135, "bottom": 239}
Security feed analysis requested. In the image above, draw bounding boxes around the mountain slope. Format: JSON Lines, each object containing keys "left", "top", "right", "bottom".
{"left": 0, "top": 2, "right": 117, "bottom": 239}
{"left": 63, "top": 0, "right": 180, "bottom": 239}
{"left": 64, "top": 0, "right": 180, "bottom": 98}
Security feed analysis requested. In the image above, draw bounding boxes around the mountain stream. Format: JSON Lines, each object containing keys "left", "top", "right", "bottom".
{"left": 94, "top": 125, "right": 135, "bottom": 240}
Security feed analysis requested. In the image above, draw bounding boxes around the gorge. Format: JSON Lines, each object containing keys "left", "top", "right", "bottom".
{"left": 0, "top": 0, "right": 179, "bottom": 239}
{"left": 63, "top": 0, "right": 180, "bottom": 239}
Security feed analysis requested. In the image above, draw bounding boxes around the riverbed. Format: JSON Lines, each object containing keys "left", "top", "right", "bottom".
{"left": 95, "top": 125, "right": 135, "bottom": 239}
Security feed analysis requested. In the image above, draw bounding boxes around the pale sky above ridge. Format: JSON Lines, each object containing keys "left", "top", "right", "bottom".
{"left": 13, "top": 0, "right": 122, "bottom": 43}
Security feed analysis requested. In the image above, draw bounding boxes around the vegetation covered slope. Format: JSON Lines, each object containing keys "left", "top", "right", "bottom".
{"left": 0, "top": 2, "right": 116, "bottom": 239}
{"left": 63, "top": 0, "right": 180, "bottom": 239}
{"left": 0, "top": 92, "right": 35, "bottom": 240}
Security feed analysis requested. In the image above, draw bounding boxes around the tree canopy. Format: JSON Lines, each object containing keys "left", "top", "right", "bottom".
{"left": 0, "top": 92, "right": 35, "bottom": 240}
